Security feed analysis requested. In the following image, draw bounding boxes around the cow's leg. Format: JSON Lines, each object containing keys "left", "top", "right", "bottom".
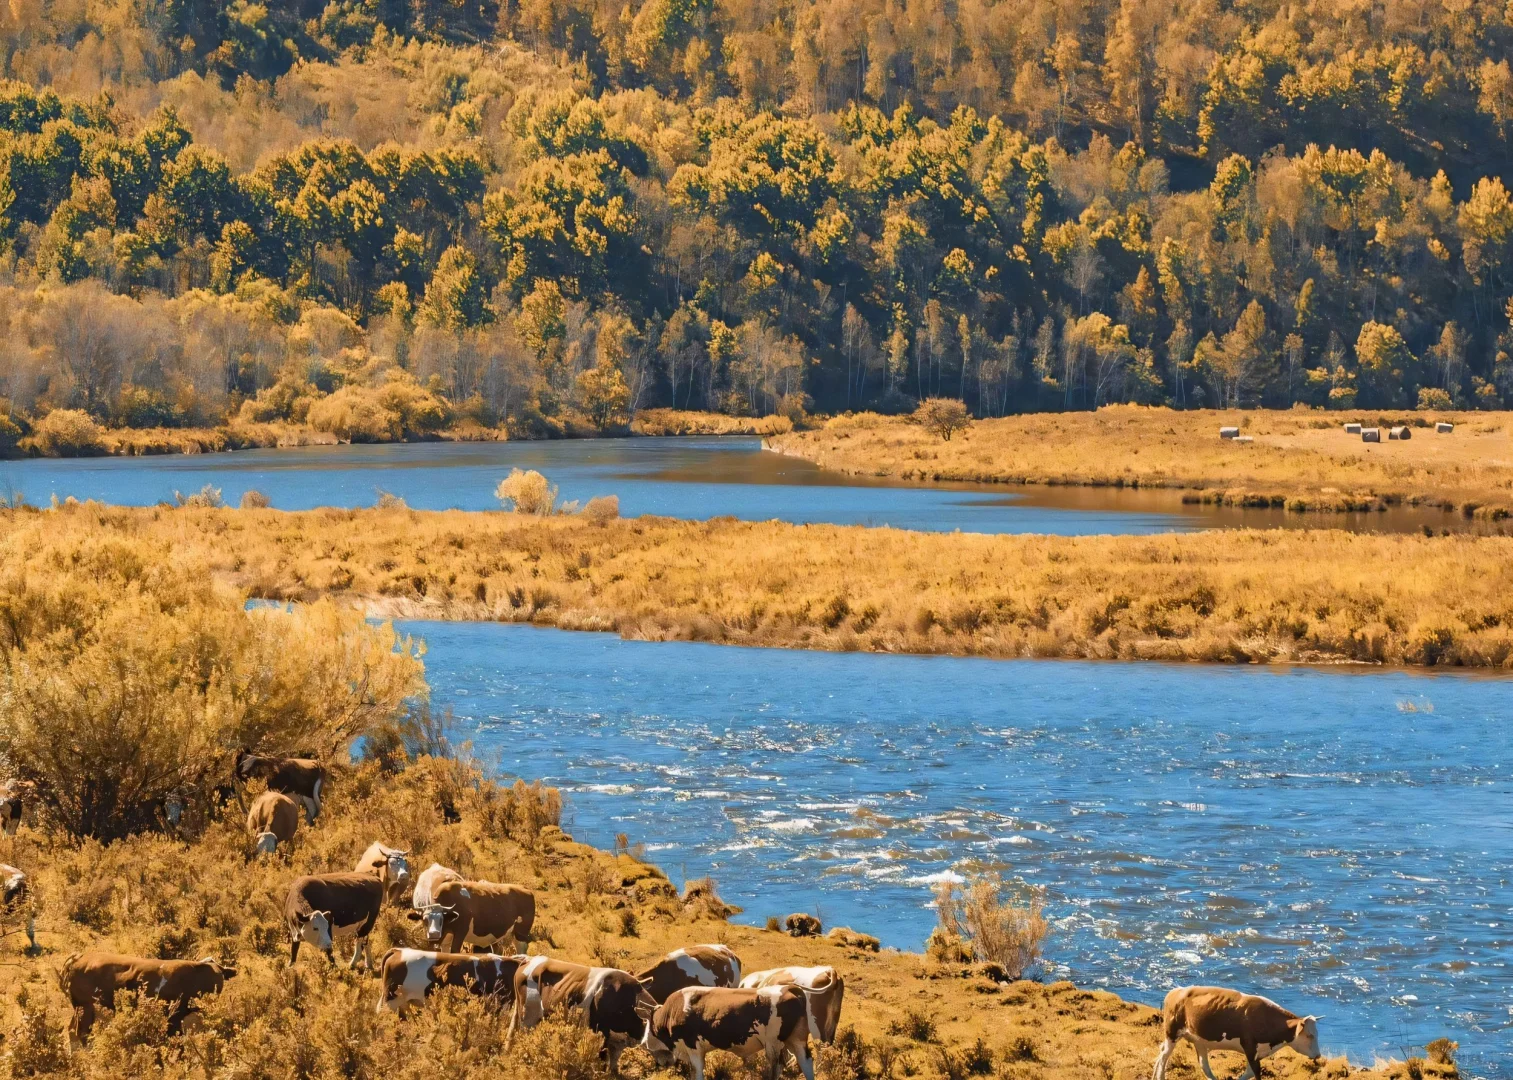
{"left": 606, "top": 1043, "right": 622, "bottom": 1078}
{"left": 688, "top": 1049, "right": 706, "bottom": 1080}
{"left": 1196, "top": 1050, "right": 1220, "bottom": 1080}
{"left": 1152, "top": 1038, "right": 1176, "bottom": 1080}
{"left": 71, "top": 1002, "right": 93, "bottom": 1046}
{"left": 789, "top": 1038, "right": 816, "bottom": 1080}
{"left": 347, "top": 936, "right": 365, "bottom": 970}
{"left": 288, "top": 938, "right": 300, "bottom": 967}
{"left": 505, "top": 998, "right": 521, "bottom": 1046}
{"left": 24, "top": 912, "right": 36, "bottom": 952}
{"left": 1240, "top": 1047, "right": 1265, "bottom": 1080}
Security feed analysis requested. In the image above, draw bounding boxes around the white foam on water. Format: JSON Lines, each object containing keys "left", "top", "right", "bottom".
{"left": 906, "top": 869, "right": 965, "bottom": 885}
{"left": 764, "top": 817, "right": 817, "bottom": 833}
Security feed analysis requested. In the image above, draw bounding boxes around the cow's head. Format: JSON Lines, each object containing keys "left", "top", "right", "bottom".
{"left": 379, "top": 848, "right": 410, "bottom": 891}
{"left": 406, "top": 903, "right": 457, "bottom": 943}
{"left": 1289, "top": 1016, "right": 1322, "bottom": 1060}
{"left": 196, "top": 956, "right": 238, "bottom": 987}
{"left": 637, "top": 996, "right": 671, "bottom": 1065}
{"left": 163, "top": 793, "right": 185, "bottom": 827}
{"left": 294, "top": 910, "right": 334, "bottom": 953}
{"left": 254, "top": 830, "right": 279, "bottom": 855}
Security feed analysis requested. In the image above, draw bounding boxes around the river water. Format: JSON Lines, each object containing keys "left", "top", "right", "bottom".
{"left": 1, "top": 437, "right": 1498, "bottom": 535}
{"left": 407, "top": 619, "right": 1512, "bottom": 1075}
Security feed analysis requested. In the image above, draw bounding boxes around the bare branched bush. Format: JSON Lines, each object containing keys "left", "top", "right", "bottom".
{"left": 173, "top": 484, "right": 225, "bottom": 508}
{"left": 580, "top": 495, "right": 619, "bottom": 524}
{"left": 933, "top": 874, "right": 1048, "bottom": 980}
{"left": 495, "top": 469, "right": 557, "bottom": 515}
{"left": 915, "top": 397, "right": 972, "bottom": 441}
{"left": 239, "top": 489, "right": 271, "bottom": 509}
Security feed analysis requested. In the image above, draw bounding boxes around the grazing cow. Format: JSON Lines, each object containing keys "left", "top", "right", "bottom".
{"left": 408, "top": 878, "right": 534, "bottom": 953}
{"left": 508, "top": 956, "right": 654, "bottom": 1075}
{"left": 1, "top": 863, "right": 35, "bottom": 951}
{"left": 62, "top": 952, "right": 236, "bottom": 1042}
{"left": 247, "top": 791, "right": 300, "bottom": 854}
{"left": 637, "top": 944, "right": 743, "bottom": 1002}
{"left": 234, "top": 751, "right": 325, "bottom": 823}
{"left": 740, "top": 966, "right": 844, "bottom": 1044}
{"left": 641, "top": 984, "right": 819, "bottom": 1080}
{"left": 354, "top": 842, "right": 410, "bottom": 903}
{"left": 1153, "top": 986, "right": 1322, "bottom": 1080}
{"left": 284, "top": 873, "right": 384, "bottom": 969}
{"left": 1, "top": 780, "right": 31, "bottom": 836}
{"left": 412, "top": 862, "right": 463, "bottom": 910}
{"left": 376, "top": 948, "right": 525, "bottom": 1014}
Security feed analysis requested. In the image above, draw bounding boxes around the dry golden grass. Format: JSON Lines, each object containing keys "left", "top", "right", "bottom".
{"left": 769, "top": 407, "right": 1513, "bottom": 516}
{"left": 631, "top": 409, "right": 795, "bottom": 437}
{"left": 7, "top": 503, "right": 1512, "bottom": 668}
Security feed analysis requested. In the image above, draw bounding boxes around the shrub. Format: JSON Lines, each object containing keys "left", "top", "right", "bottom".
{"left": 888, "top": 1008, "right": 937, "bottom": 1042}
{"left": 307, "top": 385, "right": 403, "bottom": 442}
{"left": 114, "top": 385, "right": 184, "bottom": 428}
{"left": 580, "top": 494, "right": 619, "bottom": 524}
{"left": 1425, "top": 1039, "right": 1458, "bottom": 1066}
{"left": 1416, "top": 387, "right": 1454, "bottom": 411}
{"left": 496, "top": 469, "right": 558, "bottom": 514}
{"left": 934, "top": 873, "right": 1048, "bottom": 980}
{"left": 240, "top": 489, "right": 271, "bottom": 509}
{"left": 26, "top": 408, "right": 105, "bottom": 455}
{"left": 915, "top": 397, "right": 971, "bottom": 441}
{"left": 0, "top": 543, "right": 423, "bottom": 839}
{"left": 173, "top": 484, "right": 225, "bottom": 508}
{"left": 374, "top": 489, "right": 409, "bottom": 510}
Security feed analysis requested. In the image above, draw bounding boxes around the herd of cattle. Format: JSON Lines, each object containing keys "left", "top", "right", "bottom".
{"left": 2, "top": 764, "right": 1328, "bottom": 1080}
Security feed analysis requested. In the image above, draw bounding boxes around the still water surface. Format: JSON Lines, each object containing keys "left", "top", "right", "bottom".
{"left": 407, "top": 619, "right": 1512, "bottom": 1074}
{"left": 3, "top": 437, "right": 1497, "bottom": 535}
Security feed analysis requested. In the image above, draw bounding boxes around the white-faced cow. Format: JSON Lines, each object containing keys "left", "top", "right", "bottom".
{"left": 235, "top": 751, "right": 325, "bottom": 823}
{"left": 284, "top": 872, "right": 384, "bottom": 969}
{"left": 637, "top": 944, "right": 743, "bottom": 1002}
{"left": 1152, "top": 986, "right": 1323, "bottom": 1080}
{"left": 1, "top": 863, "right": 35, "bottom": 951}
{"left": 63, "top": 952, "right": 237, "bottom": 1042}
{"left": 411, "top": 863, "right": 463, "bottom": 910}
{"left": 641, "top": 984, "right": 819, "bottom": 1080}
{"left": 1, "top": 780, "right": 32, "bottom": 836}
{"left": 354, "top": 842, "right": 410, "bottom": 903}
{"left": 408, "top": 878, "right": 533, "bottom": 953}
{"left": 508, "top": 955, "right": 655, "bottom": 1075}
{"left": 740, "top": 965, "right": 844, "bottom": 1044}
{"left": 247, "top": 791, "right": 300, "bottom": 854}
{"left": 376, "top": 948, "right": 525, "bottom": 1014}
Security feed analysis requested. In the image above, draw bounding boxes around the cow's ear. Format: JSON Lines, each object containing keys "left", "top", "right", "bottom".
{"left": 406, "top": 911, "right": 423, "bottom": 922}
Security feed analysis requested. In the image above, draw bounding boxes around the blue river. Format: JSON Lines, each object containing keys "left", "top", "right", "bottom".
{"left": 403, "top": 620, "right": 1512, "bottom": 1075}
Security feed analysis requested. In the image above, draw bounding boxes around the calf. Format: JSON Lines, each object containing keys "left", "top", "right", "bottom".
{"left": 63, "top": 952, "right": 236, "bottom": 1042}
{"left": 740, "top": 965, "right": 844, "bottom": 1044}
{"left": 1153, "top": 986, "right": 1322, "bottom": 1080}
{"left": 284, "top": 872, "right": 384, "bottom": 969}
{"left": 637, "top": 944, "right": 743, "bottom": 1002}
{"left": 409, "top": 878, "right": 533, "bottom": 953}
{"left": 412, "top": 862, "right": 463, "bottom": 910}
{"left": 1, "top": 779, "right": 32, "bottom": 836}
{"left": 235, "top": 751, "right": 325, "bottom": 823}
{"left": 354, "top": 842, "right": 410, "bottom": 903}
{"left": 641, "top": 984, "right": 818, "bottom": 1080}
{"left": 247, "top": 791, "right": 300, "bottom": 854}
{"left": 1, "top": 863, "right": 35, "bottom": 951}
{"left": 376, "top": 948, "right": 524, "bottom": 1014}
{"left": 508, "top": 956, "right": 654, "bottom": 1075}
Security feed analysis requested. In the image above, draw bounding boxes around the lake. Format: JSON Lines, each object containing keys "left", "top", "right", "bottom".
{"left": 2, "top": 438, "right": 1497, "bottom": 536}
{"left": 406, "top": 619, "right": 1512, "bottom": 1075}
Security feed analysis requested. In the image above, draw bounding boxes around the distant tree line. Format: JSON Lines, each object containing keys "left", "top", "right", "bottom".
{"left": 2, "top": 0, "right": 1513, "bottom": 432}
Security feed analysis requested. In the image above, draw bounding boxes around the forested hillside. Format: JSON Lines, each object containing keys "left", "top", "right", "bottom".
{"left": 3, "top": 0, "right": 1513, "bottom": 437}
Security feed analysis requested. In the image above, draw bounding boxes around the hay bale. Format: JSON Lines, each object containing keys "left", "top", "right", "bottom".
{"left": 1233, "top": 435, "right": 1254, "bottom": 444}
{"left": 1389, "top": 426, "right": 1411, "bottom": 440}
{"left": 1344, "top": 423, "right": 1362, "bottom": 434}
{"left": 1218, "top": 426, "right": 1240, "bottom": 439}
{"left": 1436, "top": 421, "right": 1454, "bottom": 434}
{"left": 1361, "top": 428, "right": 1381, "bottom": 443}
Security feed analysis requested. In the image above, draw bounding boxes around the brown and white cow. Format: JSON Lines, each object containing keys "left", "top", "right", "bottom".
{"left": 637, "top": 944, "right": 743, "bottom": 1002}
{"left": 411, "top": 862, "right": 463, "bottom": 911}
{"left": 1152, "top": 986, "right": 1323, "bottom": 1080}
{"left": 247, "top": 791, "right": 300, "bottom": 854}
{"left": 63, "top": 951, "right": 236, "bottom": 1042}
{"left": 354, "top": 842, "right": 410, "bottom": 903}
{"left": 508, "top": 956, "right": 655, "bottom": 1075}
{"left": 1, "top": 780, "right": 32, "bottom": 836}
{"left": 1, "top": 863, "right": 35, "bottom": 951}
{"left": 740, "top": 965, "right": 844, "bottom": 1044}
{"left": 376, "top": 948, "right": 525, "bottom": 1014}
{"left": 640, "top": 984, "right": 819, "bottom": 1080}
{"left": 235, "top": 751, "right": 325, "bottom": 823}
{"left": 284, "top": 872, "right": 384, "bottom": 969}
{"left": 408, "top": 878, "right": 534, "bottom": 953}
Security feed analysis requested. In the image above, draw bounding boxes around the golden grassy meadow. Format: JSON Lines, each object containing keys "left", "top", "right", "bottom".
{"left": 7, "top": 502, "right": 1512, "bottom": 668}
{"left": 769, "top": 408, "right": 1513, "bottom": 517}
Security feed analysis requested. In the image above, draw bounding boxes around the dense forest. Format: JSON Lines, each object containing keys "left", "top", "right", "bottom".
{"left": 2, "top": 0, "right": 1513, "bottom": 435}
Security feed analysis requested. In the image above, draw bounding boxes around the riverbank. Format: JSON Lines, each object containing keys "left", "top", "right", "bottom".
{"left": 4, "top": 410, "right": 796, "bottom": 458}
{"left": 10, "top": 504, "right": 1512, "bottom": 668}
{"left": 768, "top": 407, "right": 1513, "bottom": 518}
